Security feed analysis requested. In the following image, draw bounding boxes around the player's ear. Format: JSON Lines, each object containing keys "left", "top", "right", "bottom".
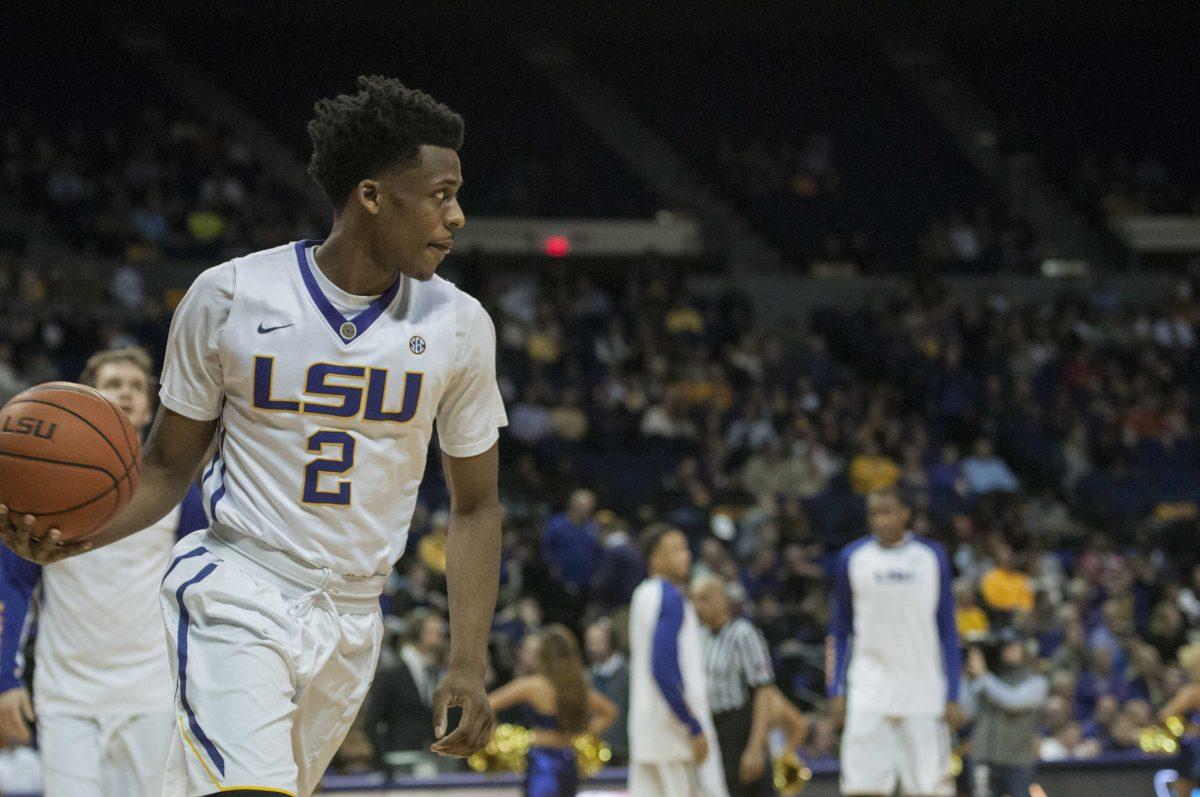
{"left": 355, "top": 179, "right": 382, "bottom": 215}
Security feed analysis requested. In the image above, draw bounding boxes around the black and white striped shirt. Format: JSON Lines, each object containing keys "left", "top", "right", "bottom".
{"left": 702, "top": 617, "right": 775, "bottom": 713}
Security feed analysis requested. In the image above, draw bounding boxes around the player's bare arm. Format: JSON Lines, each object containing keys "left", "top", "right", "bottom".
{"left": 0, "top": 408, "right": 215, "bottom": 564}
{"left": 430, "top": 441, "right": 501, "bottom": 757}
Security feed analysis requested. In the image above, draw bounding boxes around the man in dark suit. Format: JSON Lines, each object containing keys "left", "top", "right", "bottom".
{"left": 365, "top": 608, "right": 447, "bottom": 765}
{"left": 585, "top": 618, "right": 630, "bottom": 764}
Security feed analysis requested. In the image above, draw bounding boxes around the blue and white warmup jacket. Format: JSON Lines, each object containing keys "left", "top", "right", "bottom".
{"left": 828, "top": 533, "right": 962, "bottom": 717}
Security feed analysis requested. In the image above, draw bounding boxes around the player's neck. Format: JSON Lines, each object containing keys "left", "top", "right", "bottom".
{"left": 654, "top": 572, "right": 685, "bottom": 588}
{"left": 874, "top": 530, "right": 911, "bottom": 548}
{"left": 313, "top": 228, "right": 399, "bottom": 297}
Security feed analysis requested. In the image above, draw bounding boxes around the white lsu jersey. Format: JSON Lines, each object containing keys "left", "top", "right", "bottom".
{"left": 828, "top": 533, "right": 961, "bottom": 717}
{"left": 159, "top": 240, "right": 507, "bottom": 577}
{"left": 36, "top": 506, "right": 180, "bottom": 715}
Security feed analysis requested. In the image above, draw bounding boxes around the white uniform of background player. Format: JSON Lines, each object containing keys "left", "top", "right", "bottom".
{"left": 0, "top": 351, "right": 207, "bottom": 797}
{"left": 828, "top": 491, "right": 962, "bottom": 797}
{"left": 157, "top": 239, "right": 506, "bottom": 796}
{"left": 627, "top": 526, "right": 727, "bottom": 797}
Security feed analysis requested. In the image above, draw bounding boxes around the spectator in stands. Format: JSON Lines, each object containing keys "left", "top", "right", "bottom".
{"left": 364, "top": 609, "right": 446, "bottom": 765}
{"left": 1076, "top": 649, "right": 1131, "bottom": 722}
{"left": 955, "top": 578, "right": 990, "bottom": 639}
{"left": 584, "top": 619, "right": 630, "bottom": 764}
{"left": 1177, "top": 565, "right": 1200, "bottom": 625}
{"left": 1148, "top": 599, "right": 1190, "bottom": 662}
{"left": 963, "top": 630, "right": 1048, "bottom": 797}
{"left": 1039, "top": 722, "right": 1099, "bottom": 761}
{"left": 980, "top": 540, "right": 1034, "bottom": 615}
{"left": 963, "top": 438, "right": 1020, "bottom": 496}
{"left": 540, "top": 489, "right": 601, "bottom": 606}
{"left": 590, "top": 511, "right": 644, "bottom": 613}
{"left": 847, "top": 434, "right": 900, "bottom": 495}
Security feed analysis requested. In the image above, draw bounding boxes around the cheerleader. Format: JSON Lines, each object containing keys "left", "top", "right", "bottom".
{"left": 489, "top": 625, "right": 618, "bottom": 797}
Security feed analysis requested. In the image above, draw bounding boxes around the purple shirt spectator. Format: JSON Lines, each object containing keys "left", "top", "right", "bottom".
{"left": 540, "top": 489, "right": 602, "bottom": 595}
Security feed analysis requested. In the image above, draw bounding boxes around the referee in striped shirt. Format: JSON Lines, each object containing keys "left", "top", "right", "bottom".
{"left": 692, "top": 575, "right": 776, "bottom": 797}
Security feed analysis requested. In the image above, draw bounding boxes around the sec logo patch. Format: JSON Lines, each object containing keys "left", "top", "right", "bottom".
{"left": 409, "top": 335, "right": 426, "bottom": 355}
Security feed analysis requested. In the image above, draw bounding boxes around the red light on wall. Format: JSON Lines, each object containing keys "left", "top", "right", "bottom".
{"left": 543, "top": 234, "right": 571, "bottom": 258}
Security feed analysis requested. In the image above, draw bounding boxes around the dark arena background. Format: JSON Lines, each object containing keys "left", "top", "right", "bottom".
{"left": 3, "top": 2, "right": 1200, "bottom": 796}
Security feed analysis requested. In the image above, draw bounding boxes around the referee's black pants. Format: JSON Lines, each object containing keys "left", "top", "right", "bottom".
{"left": 712, "top": 703, "right": 775, "bottom": 797}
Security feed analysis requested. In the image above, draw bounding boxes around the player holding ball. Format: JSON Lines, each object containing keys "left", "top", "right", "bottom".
{"left": 0, "top": 75, "right": 506, "bottom": 797}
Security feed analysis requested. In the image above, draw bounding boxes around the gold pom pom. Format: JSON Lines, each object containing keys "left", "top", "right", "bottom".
{"left": 467, "top": 724, "right": 531, "bottom": 773}
{"left": 772, "top": 752, "right": 813, "bottom": 795}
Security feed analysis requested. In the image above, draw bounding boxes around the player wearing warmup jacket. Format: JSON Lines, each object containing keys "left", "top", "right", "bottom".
{"left": 0, "top": 347, "right": 206, "bottom": 797}
{"left": 628, "top": 524, "right": 729, "bottom": 797}
{"left": 828, "top": 487, "right": 963, "bottom": 797}
{"left": 0, "top": 76, "right": 507, "bottom": 797}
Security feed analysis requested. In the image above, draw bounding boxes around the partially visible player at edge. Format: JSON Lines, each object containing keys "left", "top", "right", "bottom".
{"left": 0, "top": 75, "right": 508, "bottom": 797}
{"left": 0, "top": 347, "right": 206, "bottom": 797}
{"left": 829, "top": 487, "right": 963, "bottom": 797}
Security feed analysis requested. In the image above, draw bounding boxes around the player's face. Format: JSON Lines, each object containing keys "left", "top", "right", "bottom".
{"left": 654, "top": 530, "right": 693, "bottom": 583}
{"left": 867, "top": 494, "right": 910, "bottom": 545}
{"left": 373, "top": 145, "right": 465, "bottom": 282}
{"left": 94, "top": 361, "right": 153, "bottom": 433}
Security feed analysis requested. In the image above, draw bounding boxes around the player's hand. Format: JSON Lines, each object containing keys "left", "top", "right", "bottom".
{"left": 0, "top": 686, "right": 34, "bottom": 745}
{"left": 829, "top": 695, "right": 846, "bottom": 730}
{"left": 430, "top": 667, "right": 496, "bottom": 758}
{"left": 965, "top": 647, "right": 987, "bottom": 678}
{"left": 739, "top": 743, "right": 766, "bottom": 784}
{"left": 690, "top": 732, "right": 709, "bottom": 764}
{"left": 0, "top": 506, "right": 92, "bottom": 565}
{"left": 944, "top": 701, "right": 965, "bottom": 731}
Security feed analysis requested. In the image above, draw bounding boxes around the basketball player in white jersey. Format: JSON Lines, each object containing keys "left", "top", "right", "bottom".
{"left": 0, "top": 347, "right": 207, "bottom": 796}
{"left": 828, "top": 487, "right": 963, "bottom": 797}
{"left": 628, "top": 523, "right": 728, "bottom": 797}
{"left": 0, "top": 76, "right": 507, "bottom": 797}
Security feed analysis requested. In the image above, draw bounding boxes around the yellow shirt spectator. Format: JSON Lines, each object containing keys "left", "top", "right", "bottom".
{"left": 849, "top": 453, "right": 900, "bottom": 494}
{"left": 957, "top": 605, "right": 990, "bottom": 638}
{"left": 980, "top": 567, "right": 1034, "bottom": 613}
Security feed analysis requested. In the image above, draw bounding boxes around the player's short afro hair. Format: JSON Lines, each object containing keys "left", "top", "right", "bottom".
{"left": 306, "top": 75, "right": 464, "bottom": 207}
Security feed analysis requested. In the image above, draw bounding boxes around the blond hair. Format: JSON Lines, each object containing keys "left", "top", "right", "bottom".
{"left": 79, "top": 346, "right": 155, "bottom": 391}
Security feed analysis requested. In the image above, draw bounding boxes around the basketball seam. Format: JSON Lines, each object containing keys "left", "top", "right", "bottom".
{"left": 20, "top": 384, "right": 138, "bottom": 466}
{"left": 0, "top": 450, "right": 122, "bottom": 516}
{"left": 30, "top": 383, "right": 142, "bottom": 469}
{"left": 4, "top": 397, "right": 136, "bottom": 484}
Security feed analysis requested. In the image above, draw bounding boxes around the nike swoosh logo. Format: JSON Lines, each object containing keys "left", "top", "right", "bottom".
{"left": 257, "top": 323, "right": 294, "bottom": 334}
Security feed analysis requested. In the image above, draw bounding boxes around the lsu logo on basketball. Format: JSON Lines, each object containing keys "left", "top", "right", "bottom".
{"left": 251, "top": 356, "right": 423, "bottom": 423}
{"left": 1, "top": 416, "right": 57, "bottom": 440}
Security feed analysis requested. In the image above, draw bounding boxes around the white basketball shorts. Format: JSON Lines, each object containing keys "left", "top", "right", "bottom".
{"left": 159, "top": 526, "right": 385, "bottom": 797}
{"left": 840, "top": 712, "right": 955, "bottom": 796}
{"left": 38, "top": 709, "right": 174, "bottom": 797}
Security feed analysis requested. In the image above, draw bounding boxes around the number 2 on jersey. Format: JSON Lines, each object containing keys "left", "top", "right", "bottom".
{"left": 303, "top": 430, "right": 355, "bottom": 505}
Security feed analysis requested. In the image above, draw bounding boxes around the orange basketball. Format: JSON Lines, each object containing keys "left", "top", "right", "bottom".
{"left": 0, "top": 382, "right": 140, "bottom": 542}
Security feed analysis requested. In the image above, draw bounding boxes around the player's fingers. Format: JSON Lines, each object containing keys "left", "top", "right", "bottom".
{"left": 35, "top": 528, "right": 61, "bottom": 557}
{"left": 0, "top": 507, "right": 26, "bottom": 552}
{"left": 430, "top": 723, "right": 472, "bottom": 756}
{"left": 18, "top": 692, "right": 33, "bottom": 724}
{"left": 0, "top": 526, "right": 32, "bottom": 560}
{"left": 463, "top": 698, "right": 494, "bottom": 752}
{"left": 435, "top": 699, "right": 489, "bottom": 757}
{"left": 46, "top": 540, "right": 92, "bottom": 563}
{"left": 430, "top": 688, "right": 450, "bottom": 740}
